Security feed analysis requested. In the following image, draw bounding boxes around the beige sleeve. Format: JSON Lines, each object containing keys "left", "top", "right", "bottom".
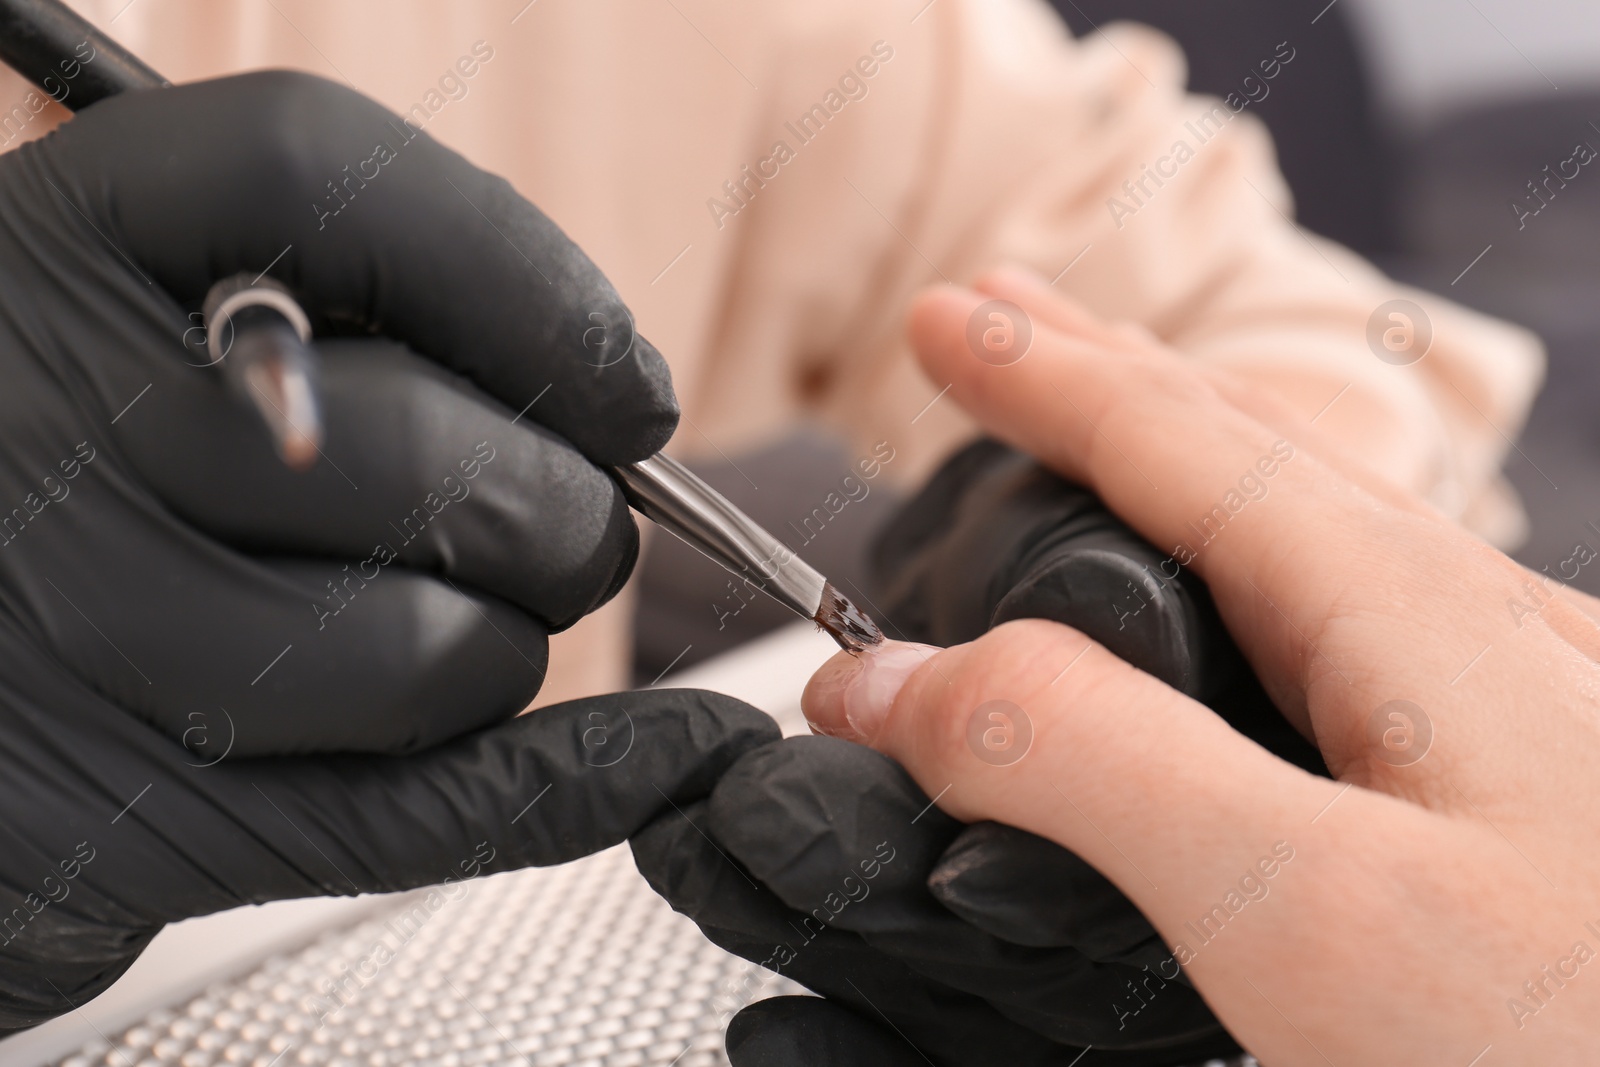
{"left": 696, "top": 0, "right": 1542, "bottom": 541}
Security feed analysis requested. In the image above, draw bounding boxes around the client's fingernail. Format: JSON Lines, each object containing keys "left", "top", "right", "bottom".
{"left": 802, "top": 641, "right": 938, "bottom": 742}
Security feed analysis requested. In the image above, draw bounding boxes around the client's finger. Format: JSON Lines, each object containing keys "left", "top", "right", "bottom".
{"left": 799, "top": 625, "right": 1542, "bottom": 1064}
{"left": 910, "top": 281, "right": 1415, "bottom": 593}
{"left": 803, "top": 626, "right": 1335, "bottom": 904}
{"left": 907, "top": 282, "right": 1599, "bottom": 765}
{"left": 971, "top": 267, "right": 1446, "bottom": 524}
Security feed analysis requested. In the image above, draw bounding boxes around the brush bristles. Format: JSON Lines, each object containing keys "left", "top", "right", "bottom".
{"left": 814, "top": 582, "right": 885, "bottom": 653}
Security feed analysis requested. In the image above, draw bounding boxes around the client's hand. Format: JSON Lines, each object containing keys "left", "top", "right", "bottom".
{"left": 803, "top": 269, "right": 1600, "bottom": 1064}
{"left": 636, "top": 433, "right": 1343, "bottom": 1065}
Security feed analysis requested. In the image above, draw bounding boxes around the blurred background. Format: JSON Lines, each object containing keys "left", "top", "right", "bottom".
{"left": 633, "top": 0, "right": 1600, "bottom": 683}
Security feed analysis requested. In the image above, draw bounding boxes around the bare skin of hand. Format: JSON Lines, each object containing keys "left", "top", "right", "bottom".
{"left": 803, "top": 267, "right": 1600, "bottom": 1065}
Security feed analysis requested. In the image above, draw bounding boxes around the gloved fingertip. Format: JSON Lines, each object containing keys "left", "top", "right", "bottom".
{"left": 595, "top": 510, "right": 641, "bottom": 609}
{"left": 592, "top": 333, "right": 680, "bottom": 464}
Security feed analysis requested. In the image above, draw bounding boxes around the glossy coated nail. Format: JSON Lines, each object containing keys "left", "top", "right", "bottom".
{"left": 803, "top": 641, "right": 939, "bottom": 742}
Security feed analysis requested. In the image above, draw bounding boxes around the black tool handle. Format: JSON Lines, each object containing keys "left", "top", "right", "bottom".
{"left": 0, "top": 0, "right": 166, "bottom": 111}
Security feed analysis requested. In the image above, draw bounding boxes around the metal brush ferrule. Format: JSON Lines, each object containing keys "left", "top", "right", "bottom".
{"left": 610, "top": 454, "right": 826, "bottom": 621}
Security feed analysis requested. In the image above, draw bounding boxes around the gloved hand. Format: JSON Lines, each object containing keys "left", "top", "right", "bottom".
{"left": 634, "top": 737, "right": 1246, "bottom": 1066}
{"left": 870, "top": 438, "right": 1323, "bottom": 773}
{"left": 635, "top": 439, "right": 1330, "bottom": 1065}
{"left": 0, "top": 70, "right": 781, "bottom": 1029}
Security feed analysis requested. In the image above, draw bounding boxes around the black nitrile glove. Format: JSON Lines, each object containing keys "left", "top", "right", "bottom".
{"left": 638, "top": 440, "right": 1330, "bottom": 1065}
{"left": 631, "top": 738, "right": 1238, "bottom": 1067}
{"left": 872, "top": 437, "right": 1323, "bottom": 965}
{"left": 0, "top": 70, "right": 781, "bottom": 1029}
{"left": 872, "top": 438, "right": 1326, "bottom": 774}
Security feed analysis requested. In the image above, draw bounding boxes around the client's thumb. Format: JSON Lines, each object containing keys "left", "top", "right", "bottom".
{"left": 800, "top": 622, "right": 1345, "bottom": 972}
